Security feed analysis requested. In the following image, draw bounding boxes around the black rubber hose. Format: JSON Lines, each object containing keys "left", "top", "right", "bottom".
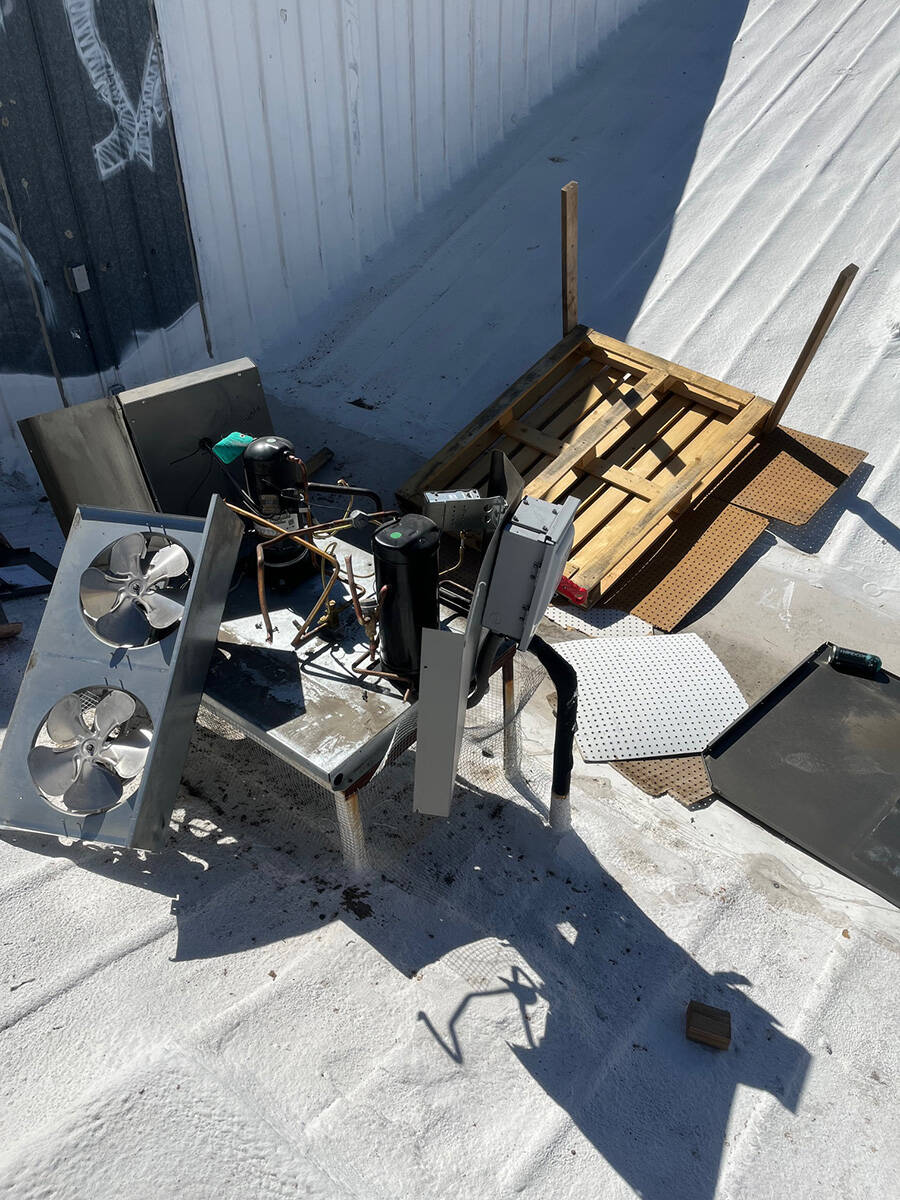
{"left": 466, "top": 632, "right": 509, "bottom": 709}
{"left": 308, "top": 481, "right": 383, "bottom": 512}
{"left": 528, "top": 634, "right": 578, "bottom": 800}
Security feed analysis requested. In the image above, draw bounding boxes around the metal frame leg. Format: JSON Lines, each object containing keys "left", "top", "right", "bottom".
{"left": 334, "top": 789, "right": 368, "bottom": 872}
{"left": 502, "top": 655, "right": 520, "bottom": 776}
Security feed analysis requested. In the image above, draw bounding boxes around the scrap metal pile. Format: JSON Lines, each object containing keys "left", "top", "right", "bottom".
{"left": 0, "top": 183, "right": 894, "bottom": 910}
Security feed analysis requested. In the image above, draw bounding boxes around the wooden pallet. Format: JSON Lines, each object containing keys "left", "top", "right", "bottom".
{"left": 398, "top": 325, "right": 774, "bottom": 607}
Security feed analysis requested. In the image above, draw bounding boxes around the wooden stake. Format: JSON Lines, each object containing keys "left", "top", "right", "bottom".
{"left": 561, "top": 181, "right": 578, "bottom": 336}
{"left": 764, "top": 263, "right": 859, "bottom": 433}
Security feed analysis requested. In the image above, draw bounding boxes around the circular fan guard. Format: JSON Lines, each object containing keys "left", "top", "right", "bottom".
{"left": 80, "top": 532, "right": 191, "bottom": 648}
{"left": 28, "top": 689, "right": 153, "bottom": 815}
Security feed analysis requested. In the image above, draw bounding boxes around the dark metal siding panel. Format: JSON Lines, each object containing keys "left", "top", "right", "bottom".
{"left": 0, "top": 0, "right": 199, "bottom": 379}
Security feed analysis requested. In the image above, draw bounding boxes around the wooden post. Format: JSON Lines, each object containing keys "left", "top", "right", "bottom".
{"left": 561, "top": 181, "right": 578, "bottom": 336}
{"left": 764, "top": 263, "right": 859, "bottom": 433}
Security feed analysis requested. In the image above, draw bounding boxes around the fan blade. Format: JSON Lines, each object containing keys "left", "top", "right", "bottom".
{"left": 62, "top": 761, "right": 123, "bottom": 814}
{"left": 46, "top": 694, "right": 88, "bottom": 744}
{"left": 80, "top": 567, "right": 125, "bottom": 619}
{"left": 97, "top": 729, "right": 151, "bottom": 779}
{"left": 95, "top": 596, "right": 152, "bottom": 647}
{"left": 29, "top": 744, "right": 80, "bottom": 796}
{"left": 143, "top": 543, "right": 189, "bottom": 587}
{"left": 138, "top": 589, "right": 186, "bottom": 630}
{"left": 108, "top": 532, "right": 147, "bottom": 577}
{"left": 93, "top": 690, "right": 136, "bottom": 740}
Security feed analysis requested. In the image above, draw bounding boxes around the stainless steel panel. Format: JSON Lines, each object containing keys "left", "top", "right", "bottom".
{"left": 117, "top": 357, "right": 273, "bottom": 516}
{"left": 18, "top": 397, "right": 154, "bottom": 534}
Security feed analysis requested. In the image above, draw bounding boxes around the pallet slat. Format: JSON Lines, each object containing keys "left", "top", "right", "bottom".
{"left": 398, "top": 325, "right": 590, "bottom": 502}
{"left": 571, "top": 397, "right": 771, "bottom": 591}
{"left": 397, "top": 325, "right": 778, "bottom": 608}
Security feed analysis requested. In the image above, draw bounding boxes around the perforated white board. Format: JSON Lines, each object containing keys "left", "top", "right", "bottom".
{"left": 545, "top": 604, "right": 652, "bottom": 638}
{"left": 555, "top": 633, "right": 746, "bottom": 761}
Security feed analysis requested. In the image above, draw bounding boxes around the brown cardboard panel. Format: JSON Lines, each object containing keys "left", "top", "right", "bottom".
{"left": 603, "top": 500, "right": 768, "bottom": 632}
{"left": 612, "top": 754, "right": 712, "bottom": 807}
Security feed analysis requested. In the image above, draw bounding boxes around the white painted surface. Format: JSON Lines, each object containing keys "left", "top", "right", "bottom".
{"left": 0, "top": 0, "right": 642, "bottom": 472}
{"left": 153, "top": 0, "right": 645, "bottom": 364}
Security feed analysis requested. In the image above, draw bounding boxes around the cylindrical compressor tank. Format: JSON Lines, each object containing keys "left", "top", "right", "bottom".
{"left": 372, "top": 514, "right": 441, "bottom": 677}
{"left": 242, "top": 436, "right": 309, "bottom": 578}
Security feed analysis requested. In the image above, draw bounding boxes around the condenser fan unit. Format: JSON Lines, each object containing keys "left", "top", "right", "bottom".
{"left": 0, "top": 499, "right": 243, "bottom": 849}
{"left": 28, "top": 689, "right": 152, "bottom": 815}
{"left": 80, "top": 532, "right": 191, "bottom": 647}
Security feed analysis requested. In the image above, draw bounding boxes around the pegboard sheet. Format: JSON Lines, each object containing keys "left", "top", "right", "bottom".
{"left": 602, "top": 500, "right": 768, "bottom": 632}
{"left": 718, "top": 427, "right": 865, "bottom": 525}
{"left": 612, "top": 755, "right": 713, "bottom": 807}
{"left": 556, "top": 633, "right": 745, "bottom": 761}
{"left": 545, "top": 604, "right": 652, "bottom": 638}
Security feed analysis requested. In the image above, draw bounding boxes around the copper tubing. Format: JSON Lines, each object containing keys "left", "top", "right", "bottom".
{"left": 286, "top": 453, "right": 312, "bottom": 519}
{"left": 226, "top": 502, "right": 341, "bottom": 648}
{"left": 290, "top": 563, "right": 340, "bottom": 647}
{"left": 301, "top": 510, "right": 399, "bottom": 539}
{"left": 345, "top": 556, "right": 365, "bottom": 626}
{"left": 256, "top": 541, "right": 273, "bottom": 641}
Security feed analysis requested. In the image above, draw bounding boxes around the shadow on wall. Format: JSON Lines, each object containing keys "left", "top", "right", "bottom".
{"left": 279, "top": 0, "right": 752, "bottom": 452}
{"left": 574, "top": 0, "right": 753, "bottom": 342}
{"left": 3, "top": 715, "right": 809, "bottom": 1200}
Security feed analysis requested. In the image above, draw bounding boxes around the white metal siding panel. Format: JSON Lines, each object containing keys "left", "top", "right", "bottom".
{"left": 154, "top": 0, "right": 645, "bottom": 365}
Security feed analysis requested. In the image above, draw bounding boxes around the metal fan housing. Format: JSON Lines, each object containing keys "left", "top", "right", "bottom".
{"left": 0, "top": 498, "right": 242, "bottom": 849}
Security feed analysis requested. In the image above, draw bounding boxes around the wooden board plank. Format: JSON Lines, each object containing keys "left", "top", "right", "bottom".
{"left": 506, "top": 367, "right": 625, "bottom": 483}
{"left": 561, "top": 181, "right": 578, "bottom": 335}
{"left": 669, "top": 380, "right": 741, "bottom": 416}
{"left": 595, "top": 433, "right": 758, "bottom": 594}
{"left": 568, "top": 400, "right": 712, "bottom": 547}
{"left": 528, "top": 368, "right": 670, "bottom": 500}
{"left": 572, "top": 396, "right": 771, "bottom": 590}
{"left": 397, "top": 324, "right": 590, "bottom": 502}
{"left": 586, "top": 330, "right": 757, "bottom": 407}
{"left": 449, "top": 359, "right": 613, "bottom": 490}
{"left": 505, "top": 420, "right": 564, "bottom": 457}
{"left": 764, "top": 263, "right": 859, "bottom": 432}
{"left": 595, "top": 464, "right": 663, "bottom": 502}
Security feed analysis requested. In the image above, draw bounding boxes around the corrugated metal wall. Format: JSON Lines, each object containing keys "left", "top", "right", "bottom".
{"left": 155, "top": 0, "right": 644, "bottom": 365}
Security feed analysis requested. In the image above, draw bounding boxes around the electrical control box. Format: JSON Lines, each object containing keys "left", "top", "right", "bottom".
{"left": 482, "top": 494, "right": 579, "bottom": 650}
{"left": 422, "top": 489, "right": 505, "bottom": 533}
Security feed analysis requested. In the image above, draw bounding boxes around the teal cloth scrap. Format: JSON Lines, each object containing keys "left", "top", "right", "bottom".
{"left": 212, "top": 431, "right": 255, "bottom": 464}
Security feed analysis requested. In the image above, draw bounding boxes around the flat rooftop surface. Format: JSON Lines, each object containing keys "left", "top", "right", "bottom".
{"left": 1, "top": 1, "right": 898, "bottom": 1197}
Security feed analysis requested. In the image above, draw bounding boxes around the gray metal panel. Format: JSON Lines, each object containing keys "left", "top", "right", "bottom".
{"left": 482, "top": 495, "right": 578, "bottom": 650}
{"left": 704, "top": 643, "right": 900, "bottom": 907}
{"left": 131, "top": 497, "right": 244, "bottom": 848}
{"left": 412, "top": 454, "right": 524, "bottom": 817}
{"left": 203, "top": 537, "right": 415, "bottom": 791}
{"left": 413, "top": 627, "right": 469, "bottom": 817}
{"left": 0, "top": 497, "right": 242, "bottom": 850}
{"left": 117, "top": 358, "right": 273, "bottom": 516}
{"left": 18, "top": 397, "right": 154, "bottom": 534}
